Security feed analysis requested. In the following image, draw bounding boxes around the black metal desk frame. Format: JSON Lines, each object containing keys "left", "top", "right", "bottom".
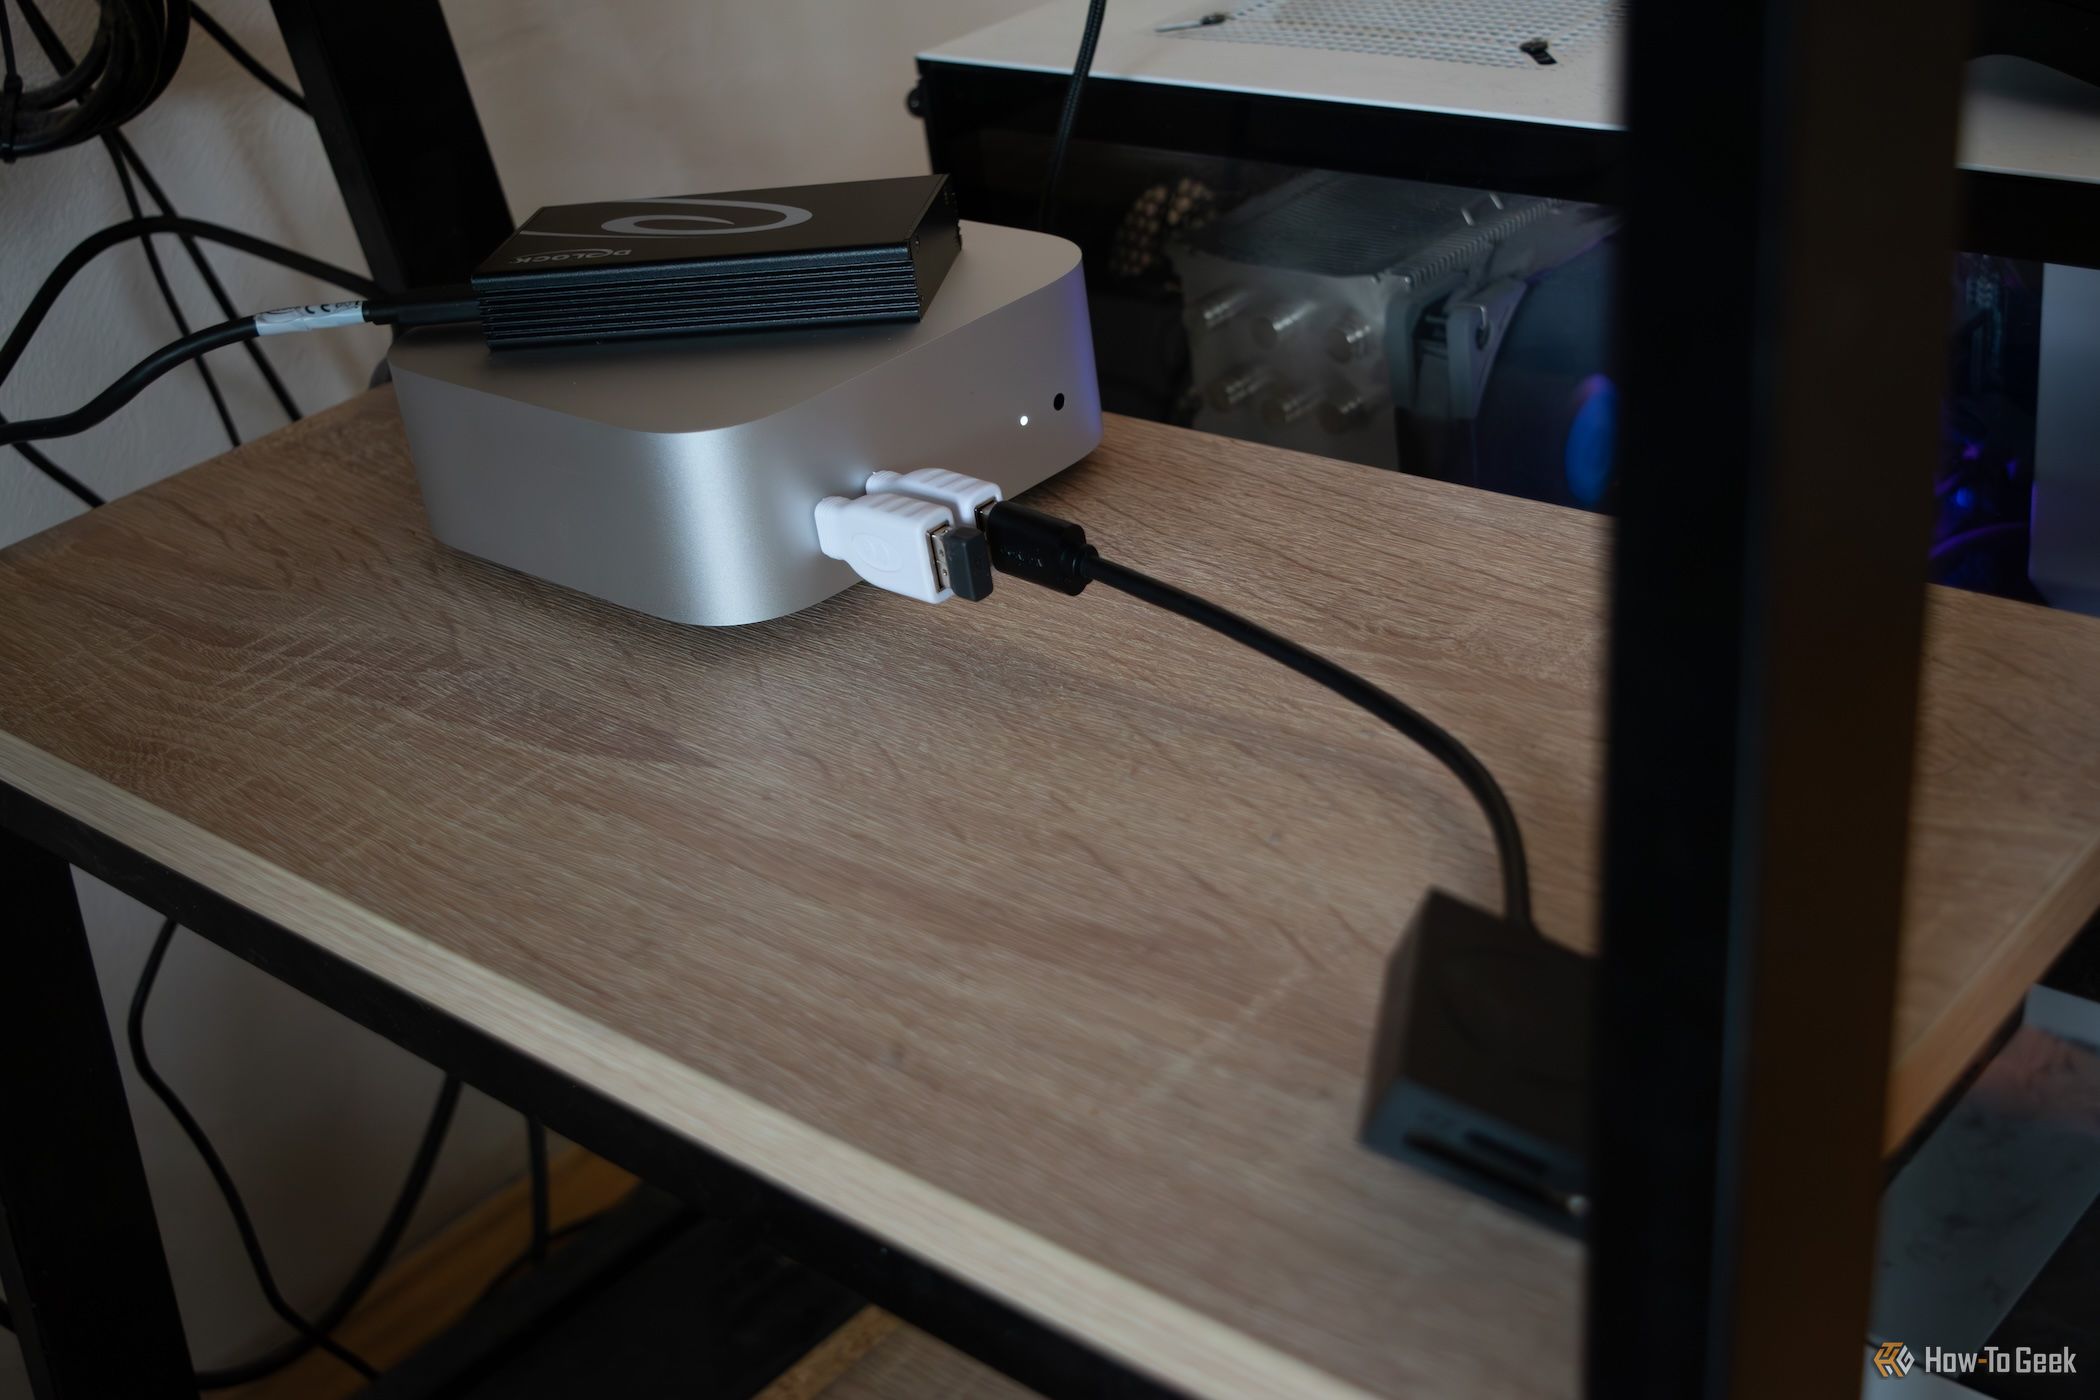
{"left": 0, "top": 1, "right": 2018, "bottom": 1397}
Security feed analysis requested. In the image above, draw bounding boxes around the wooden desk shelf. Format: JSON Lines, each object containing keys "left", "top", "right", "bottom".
{"left": 4, "top": 394, "right": 2098, "bottom": 1397}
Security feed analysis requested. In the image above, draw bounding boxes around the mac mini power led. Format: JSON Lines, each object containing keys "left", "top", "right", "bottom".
{"left": 387, "top": 178, "right": 1101, "bottom": 627}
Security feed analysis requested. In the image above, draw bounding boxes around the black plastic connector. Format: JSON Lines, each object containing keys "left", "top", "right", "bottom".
{"left": 981, "top": 501, "right": 1097, "bottom": 595}
{"left": 1360, "top": 890, "right": 1592, "bottom": 1234}
{"left": 936, "top": 524, "right": 995, "bottom": 601}
{"left": 364, "top": 285, "right": 479, "bottom": 328}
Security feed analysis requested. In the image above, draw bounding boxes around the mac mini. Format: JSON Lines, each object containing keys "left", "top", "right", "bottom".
{"left": 388, "top": 209, "right": 1100, "bottom": 626}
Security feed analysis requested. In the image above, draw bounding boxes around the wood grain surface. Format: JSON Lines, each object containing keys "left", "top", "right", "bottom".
{"left": 3, "top": 392, "right": 2098, "bottom": 1398}
{"left": 757, "top": 1307, "right": 908, "bottom": 1400}
{"left": 811, "top": 1313, "right": 1040, "bottom": 1400}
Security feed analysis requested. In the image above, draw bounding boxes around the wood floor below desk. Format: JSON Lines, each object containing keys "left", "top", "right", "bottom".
{"left": 226, "top": 1148, "right": 1031, "bottom": 1399}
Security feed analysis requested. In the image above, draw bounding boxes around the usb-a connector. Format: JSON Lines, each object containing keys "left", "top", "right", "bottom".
{"left": 815, "top": 469, "right": 1002, "bottom": 604}
{"left": 866, "top": 469, "right": 1001, "bottom": 530}
{"left": 814, "top": 491, "right": 957, "bottom": 603}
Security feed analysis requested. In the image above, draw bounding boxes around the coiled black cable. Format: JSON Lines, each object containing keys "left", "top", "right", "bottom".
{"left": 0, "top": 0, "right": 191, "bottom": 160}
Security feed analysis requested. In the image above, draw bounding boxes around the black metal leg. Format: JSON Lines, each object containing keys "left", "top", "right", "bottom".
{"left": 0, "top": 828, "right": 195, "bottom": 1398}
{"left": 1588, "top": 0, "right": 1968, "bottom": 1393}
{"left": 269, "top": 0, "right": 512, "bottom": 293}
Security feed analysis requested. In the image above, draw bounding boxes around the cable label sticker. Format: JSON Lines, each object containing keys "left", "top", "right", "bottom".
{"left": 254, "top": 302, "right": 366, "bottom": 336}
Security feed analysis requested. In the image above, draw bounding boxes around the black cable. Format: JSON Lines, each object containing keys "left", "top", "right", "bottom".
{"left": 526, "top": 1120, "right": 551, "bottom": 1265}
{"left": 1035, "top": 0, "right": 1109, "bottom": 232}
{"left": 104, "top": 133, "right": 242, "bottom": 447}
{"left": 978, "top": 501, "right": 1535, "bottom": 928}
{"left": 2, "top": 414, "right": 106, "bottom": 506}
{"left": 363, "top": 287, "right": 479, "bottom": 328}
{"left": 479, "top": 1196, "right": 631, "bottom": 1308}
{"left": 0, "top": 286, "right": 482, "bottom": 448}
{"left": 0, "top": 314, "right": 254, "bottom": 447}
{"left": 475, "top": 1119, "right": 555, "bottom": 1306}
{"left": 16, "top": 0, "right": 304, "bottom": 424}
{"left": 1, "top": 3, "right": 21, "bottom": 145}
{"left": 15, "top": 15, "right": 106, "bottom": 113}
{"left": 2, "top": 215, "right": 376, "bottom": 494}
{"left": 190, "top": 4, "right": 306, "bottom": 114}
{"left": 2, "top": 0, "right": 190, "bottom": 159}
{"left": 128, "top": 918, "right": 467, "bottom": 1390}
{"left": 548, "top": 1205, "right": 615, "bottom": 1245}
{"left": 2, "top": 215, "right": 380, "bottom": 385}
{"left": 1083, "top": 555, "right": 1534, "bottom": 926}
{"left": 195, "top": 1074, "right": 462, "bottom": 1390}
{"left": 1, "top": 1, "right": 20, "bottom": 78}
{"left": 0, "top": 13, "right": 107, "bottom": 516}
{"left": 109, "top": 133, "right": 303, "bottom": 423}
{"left": 129, "top": 919, "right": 379, "bottom": 1383}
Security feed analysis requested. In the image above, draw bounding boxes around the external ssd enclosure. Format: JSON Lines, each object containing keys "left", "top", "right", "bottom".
{"left": 472, "top": 175, "right": 962, "bottom": 349}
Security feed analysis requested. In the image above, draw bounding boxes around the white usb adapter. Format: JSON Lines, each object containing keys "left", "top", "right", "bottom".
{"left": 814, "top": 468, "right": 1005, "bottom": 604}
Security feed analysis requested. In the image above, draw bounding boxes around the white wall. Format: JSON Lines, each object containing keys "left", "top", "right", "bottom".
{"left": 0, "top": 0, "right": 1037, "bottom": 1389}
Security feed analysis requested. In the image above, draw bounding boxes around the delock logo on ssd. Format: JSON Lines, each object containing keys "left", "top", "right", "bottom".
{"left": 515, "top": 196, "right": 815, "bottom": 243}
{"left": 509, "top": 247, "right": 632, "bottom": 264}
